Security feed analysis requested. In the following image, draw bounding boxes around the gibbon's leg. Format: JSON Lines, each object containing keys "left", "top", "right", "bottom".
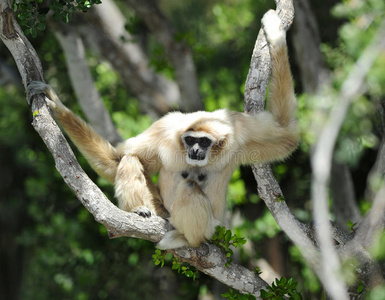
{"left": 115, "top": 154, "right": 169, "bottom": 218}
{"left": 157, "top": 180, "right": 220, "bottom": 249}
{"left": 28, "top": 81, "right": 120, "bottom": 182}
{"left": 28, "top": 81, "right": 168, "bottom": 218}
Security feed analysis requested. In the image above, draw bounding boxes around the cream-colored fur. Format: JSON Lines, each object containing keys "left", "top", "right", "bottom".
{"left": 28, "top": 10, "right": 298, "bottom": 249}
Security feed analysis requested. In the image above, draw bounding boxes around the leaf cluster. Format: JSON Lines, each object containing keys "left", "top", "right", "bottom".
{"left": 260, "top": 277, "right": 302, "bottom": 300}
{"left": 152, "top": 249, "right": 167, "bottom": 268}
{"left": 13, "top": 0, "right": 101, "bottom": 37}
{"left": 221, "top": 288, "right": 256, "bottom": 300}
{"left": 152, "top": 249, "right": 198, "bottom": 280}
{"left": 347, "top": 219, "right": 357, "bottom": 232}
{"left": 171, "top": 256, "right": 198, "bottom": 280}
{"left": 211, "top": 226, "right": 246, "bottom": 267}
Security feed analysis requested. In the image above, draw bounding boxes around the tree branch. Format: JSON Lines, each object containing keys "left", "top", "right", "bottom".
{"left": 311, "top": 17, "right": 385, "bottom": 300}
{"left": 293, "top": 0, "right": 361, "bottom": 232}
{"left": 125, "top": 0, "right": 203, "bottom": 112}
{"left": 244, "top": 0, "right": 321, "bottom": 264}
{"left": 84, "top": 1, "right": 182, "bottom": 118}
{"left": 51, "top": 21, "right": 122, "bottom": 145}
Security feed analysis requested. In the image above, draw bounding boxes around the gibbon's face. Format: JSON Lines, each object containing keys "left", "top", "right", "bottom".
{"left": 181, "top": 131, "right": 215, "bottom": 167}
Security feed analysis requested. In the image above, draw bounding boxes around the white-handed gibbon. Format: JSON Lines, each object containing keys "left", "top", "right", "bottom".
{"left": 28, "top": 10, "right": 298, "bottom": 249}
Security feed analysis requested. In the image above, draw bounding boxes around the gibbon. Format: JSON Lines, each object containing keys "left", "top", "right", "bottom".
{"left": 28, "top": 10, "right": 298, "bottom": 249}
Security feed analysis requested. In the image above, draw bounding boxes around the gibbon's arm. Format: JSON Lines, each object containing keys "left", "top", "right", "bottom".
{"left": 28, "top": 82, "right": 121, "bottom": 182}
{"left": 233, "top": 10, "right": 299, "bottom": 164}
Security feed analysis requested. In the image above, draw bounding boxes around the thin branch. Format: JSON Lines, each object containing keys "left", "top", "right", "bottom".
{"left": 311, "top": 18, "right": 385, "bottom": 300}
{"left": 52, "top": 22, "right": 122, "bottom": 145}
{"left": 85, "top": 1, "right": 181, "bottom": 118}
{"left": 125, "top": 0, "right": 203, "bottom": 112}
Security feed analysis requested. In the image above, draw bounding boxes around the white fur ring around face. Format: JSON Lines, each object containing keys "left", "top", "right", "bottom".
{"left": 261, "top": 10, "right": 285, "bottom": 45}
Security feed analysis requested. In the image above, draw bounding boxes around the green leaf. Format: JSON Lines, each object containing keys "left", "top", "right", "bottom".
{"left": 357, "top": 281, "right": 364, "bottom": 293}
{"left": 260, "top": 289, "right": 268, "bottom": 299}
{"left": 225, "top": 230, "right": 232, "bottom": 243}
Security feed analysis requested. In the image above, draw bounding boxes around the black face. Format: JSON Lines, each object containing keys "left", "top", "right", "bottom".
{"left": 184, "top": 136, "right": 212, "bottom": 148}
{"left": 183, "top": 135, "right": 213, "bottom": 161}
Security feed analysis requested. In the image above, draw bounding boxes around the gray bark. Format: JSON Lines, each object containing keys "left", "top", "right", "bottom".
{"left": 52, "top": 23, "right": 122, "bottom": 145}
{"left": 84, "top": 1, "right": 181, "bottom": 118}
{"left": 292, "top": 0, "right": 361, "bottom": 229}
{"left": 125, "top": 0, "right": 203, "bottom": 112}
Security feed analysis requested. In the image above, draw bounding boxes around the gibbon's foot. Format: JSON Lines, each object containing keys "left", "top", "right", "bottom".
{"left": 261, "top": 10, "right": 286, "bottom": 45}
{"left": 132, "top": 206, "right": 153, "bottom": 218}
{"left": 27, "top": 81, "right": 62, "bottom": 110}
{"left": 156, "top": 230, "right": 189, "bottom": 250}
{"left": 27, "top": 81, "right": 46, "bottom": 97}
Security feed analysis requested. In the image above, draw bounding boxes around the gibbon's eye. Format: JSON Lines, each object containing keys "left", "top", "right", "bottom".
{"left": 199, "top": 137, "right": 212, "bottom": 148}
{"left": 184, "top": 136, "right": 196, "bottom": 146}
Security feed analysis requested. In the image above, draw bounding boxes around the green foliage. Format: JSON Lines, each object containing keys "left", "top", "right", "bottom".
{"left": 254, "top": 266, "right": 262, "bottom": 276}
{"left": 357, "top": 281, "right": 364, "bottom": 294}
{"left": 227, "top": 168, "right": 248, "bottom": 208}
{"left": 211, "top": 226, "right": 246, "bottom": 267}
{"left": 152, "top": 249, "right": 167, "bottom": 268}
{"left": 152, "top": 249, "right": 199, "bottom": 280}
{"left": 365, "top": 285, "right": 385, "bottom": 300}
{"left": 221, "top": 288, "right": 256, "bottom": 300}
{"left": 274, "top": 193, "right": 286, "bottom": 203}
{"left": 13, "top": 0, "right": 101, "bottom": 37}
{"left": 260, "top": 277, "right": 302, "bottom": 300}
{"left": 347, "top": 219, "right": 357, "bottom": 232}
{"left": 171, "top": 257, "right": 199, "bottom": 280}
{"left": 369, "top": 231, "right": 385, "bottom": 260}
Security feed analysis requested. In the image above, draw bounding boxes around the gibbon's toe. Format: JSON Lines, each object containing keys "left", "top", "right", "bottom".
{"left": 132, "top": 206, "right": 153, "bottom": 218}
{"left": 156, "top": 230, "right": 189, "bottom": 250}
{"left": 261, "top": 10, "right": 285, "bottom": 45}
{"left": 27, "top": 81, "right": 46, "bottom": 96}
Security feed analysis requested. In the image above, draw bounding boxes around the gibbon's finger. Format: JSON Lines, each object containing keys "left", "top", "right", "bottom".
{"left": 132, "top": 206, "right": 154, "bottom": 218}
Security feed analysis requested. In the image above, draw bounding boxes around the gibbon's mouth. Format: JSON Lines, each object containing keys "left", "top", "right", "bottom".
{"left": 188, "top": 154, "right": 206, "bottom": 161}
{"left": 186, "top": 155, "right": 208, "bottom": 166}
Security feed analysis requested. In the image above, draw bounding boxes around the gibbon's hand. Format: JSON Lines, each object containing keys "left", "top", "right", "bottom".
{"left": 28, "top": 81, "right": 65, "bottom": 112}
{"left": 261, "top": 10, "right": 286, "bottom": 46}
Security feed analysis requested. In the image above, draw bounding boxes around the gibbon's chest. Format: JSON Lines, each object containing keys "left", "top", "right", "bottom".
{"left": 157, "top": 166, "right": 234, "bottom": 210}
